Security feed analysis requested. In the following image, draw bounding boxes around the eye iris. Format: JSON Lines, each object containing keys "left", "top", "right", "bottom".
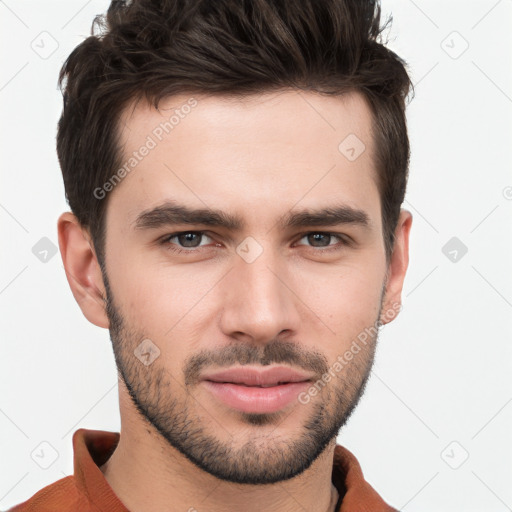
{"left": 308, "top": 233, "right": 330, "bottom": 247}
{"left": 178, "top": 233, "right": 201, "bottom": 247}
{"left": 173, "top": 233, "right": 335, "bottom": 249}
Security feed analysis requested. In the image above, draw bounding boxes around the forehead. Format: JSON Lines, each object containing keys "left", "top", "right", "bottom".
{"left": 109, "top": 89, "right": 380, "bottom": 231}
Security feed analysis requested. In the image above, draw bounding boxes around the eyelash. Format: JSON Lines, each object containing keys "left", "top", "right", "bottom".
{"left": 159, "top": 231, "right": 351, "bottom": 255}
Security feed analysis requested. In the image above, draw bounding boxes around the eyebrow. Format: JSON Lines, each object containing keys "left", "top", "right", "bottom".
{"left": 133, "top": 200, "right": 370, "bottom": 232}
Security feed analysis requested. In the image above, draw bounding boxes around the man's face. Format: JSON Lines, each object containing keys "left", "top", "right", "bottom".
{"left": 101, "top": 90, "right": 392, "bottom": 484}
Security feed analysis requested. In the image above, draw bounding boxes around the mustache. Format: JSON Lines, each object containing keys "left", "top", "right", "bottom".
{"left": 184, "top": 339, "right": 329, "bottom": 387}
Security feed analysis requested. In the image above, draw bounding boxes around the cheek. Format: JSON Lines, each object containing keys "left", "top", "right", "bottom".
{"left": 108, "top": 251, "right": 222, "bottom": 340}
{"left": 302, "top": 264, "right": 384, "bottom": 342}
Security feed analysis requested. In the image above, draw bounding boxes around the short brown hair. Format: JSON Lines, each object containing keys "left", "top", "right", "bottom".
{"left": 57, "top": 0, "right": 412, "bottom": 266}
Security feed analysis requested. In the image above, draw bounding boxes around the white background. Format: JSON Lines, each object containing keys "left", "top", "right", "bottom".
{"left": 1, "top": 1, "right": 511, "bottom": 511}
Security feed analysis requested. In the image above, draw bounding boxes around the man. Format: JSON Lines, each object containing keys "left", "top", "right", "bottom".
{"left": 10, "top": 0, "right": 412, "bottom": 510}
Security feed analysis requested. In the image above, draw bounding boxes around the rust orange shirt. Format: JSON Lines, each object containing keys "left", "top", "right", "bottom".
{"left": 8, "top": 429, "right": 397, "bottom": 511}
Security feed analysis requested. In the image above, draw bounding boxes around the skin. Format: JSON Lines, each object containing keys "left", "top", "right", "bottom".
{"left": 58, "top": 89, "right": 412, "bottom": 512}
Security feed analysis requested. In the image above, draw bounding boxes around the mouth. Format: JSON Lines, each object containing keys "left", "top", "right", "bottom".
{"left": 200, "top": 366, "right": 313, "bottom": 414}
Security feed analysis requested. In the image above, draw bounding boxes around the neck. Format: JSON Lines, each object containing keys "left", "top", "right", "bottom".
{"left": 100, "top": 423, "right": 340, "bottom": 512}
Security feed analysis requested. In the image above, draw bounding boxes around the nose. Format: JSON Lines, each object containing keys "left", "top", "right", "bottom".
{"left": 218, "top": 247, "right": 301, "bottom": 344}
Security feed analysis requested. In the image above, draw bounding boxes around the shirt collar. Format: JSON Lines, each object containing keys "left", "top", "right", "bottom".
{"left": 73, "top": 428, "right": 129, "bottom": 511}
{"left": 73, "top": 428, "right": 395, "bottom": 511}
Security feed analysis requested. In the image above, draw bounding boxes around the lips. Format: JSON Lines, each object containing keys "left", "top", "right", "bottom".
{"left": 201, "top": 366, "right": 314, "bottom": 387}
{"left": 200, "top": 366, "right": 314, "bottom": 413}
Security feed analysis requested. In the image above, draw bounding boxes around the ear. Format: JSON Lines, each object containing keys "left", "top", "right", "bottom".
{"left": 57, "top": 212, "right": 109, "bottom": 329}
{"left": 380, "top": 209, "right": 412, "bottom": 325}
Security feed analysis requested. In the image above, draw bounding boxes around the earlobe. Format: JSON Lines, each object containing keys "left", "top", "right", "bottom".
{"left": 57, "top": 212, "right": 110, "bottom": 329}
{"left": 380, "top": 209, "right": 413, "bottom": 326}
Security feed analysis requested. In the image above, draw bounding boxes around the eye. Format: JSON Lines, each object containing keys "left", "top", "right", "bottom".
{"left": 296, "top": 232, "right": 349, "bottom": 251}
{"left": 160, "top": 231, "right": 215, "bottom": 253}
{"left": 158, "top": 230, "right": 351, "bottom": 256}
